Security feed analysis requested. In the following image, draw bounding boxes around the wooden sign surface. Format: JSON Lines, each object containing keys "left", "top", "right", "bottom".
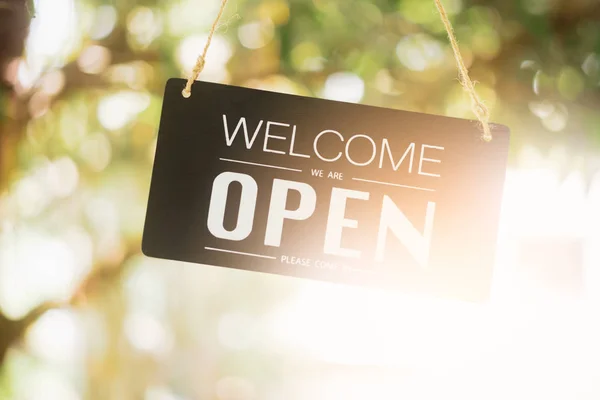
{"left": 143, "top": 79, "right": 510, "bottom": 302}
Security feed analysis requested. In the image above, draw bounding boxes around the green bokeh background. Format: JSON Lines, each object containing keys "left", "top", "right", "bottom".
{"left": 1, "top": 0, "right": 600, "bottom": 398}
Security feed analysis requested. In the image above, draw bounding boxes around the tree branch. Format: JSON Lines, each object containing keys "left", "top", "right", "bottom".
{"left": 0, "top": 249, "right": 137, "bottom": 367}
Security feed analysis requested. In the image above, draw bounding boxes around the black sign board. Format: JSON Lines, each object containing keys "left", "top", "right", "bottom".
{"left": 143, "top": 79, "right": 510, "bottom": 302}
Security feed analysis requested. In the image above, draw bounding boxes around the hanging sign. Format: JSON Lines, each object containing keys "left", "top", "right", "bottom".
{"left": 142, "top": 79, "right": 510, "bottom": 302}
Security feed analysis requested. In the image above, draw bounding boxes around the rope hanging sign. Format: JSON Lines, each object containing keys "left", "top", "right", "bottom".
{"left": 181, "top": 0, "right": 493, "bottom": 141}
{"left": 143, "top": 0, "right": 510, "bottom": 302}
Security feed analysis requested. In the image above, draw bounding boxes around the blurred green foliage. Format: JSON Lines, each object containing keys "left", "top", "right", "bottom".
{"left": 0, "top": 0, "right": 599, "bottom": 398}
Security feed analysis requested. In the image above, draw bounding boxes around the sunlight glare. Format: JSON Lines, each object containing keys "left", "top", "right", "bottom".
{"left": 25, "top": 0, "right": 78, "bottom": 84}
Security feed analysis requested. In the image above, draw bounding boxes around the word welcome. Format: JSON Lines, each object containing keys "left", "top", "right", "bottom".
{"left": 223, "top": 115, "right": 445, "bottom": 177}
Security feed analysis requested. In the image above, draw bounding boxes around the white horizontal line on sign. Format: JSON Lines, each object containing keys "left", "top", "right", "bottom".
{"left": 352, "top": 178, "right": 435, "bottom": 192}
{"left": 205, "top": 246, "right": 277, "bottom": 260}
{"left": 219, "top": 158, "right": 302, "bottom": 172}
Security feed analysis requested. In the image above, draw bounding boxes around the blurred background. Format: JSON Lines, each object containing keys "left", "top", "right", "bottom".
{"left": 1, "top": 0, "right": 600, "bottom": 398}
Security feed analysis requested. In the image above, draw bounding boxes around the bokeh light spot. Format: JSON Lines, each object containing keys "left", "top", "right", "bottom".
{"left": 291, "top": 41, "right": 324, "bottom": 72}
{"left": 97, "top": 91, "right": 151, "bottom": 131}
{"left": 557, "top": 67, "right": 584, "bottom": 101}
{"left": 396, "top": 34, "right": 445, "bottom": 72}
{"left": 39, "top": 70, "right": 66, "bottom": 96}
{"left": 77, "top": 45, "right": 112, "bottom": 75}
{"left": 79, "top": 133, "right": 112, "bottom": 172}
{"left": 89, "top": 5, "right": 117, "bottom": 40}
{"left": 322, "top": 72, "right": 364, "bottom": 103}
{"left": 26, "top": 309, "right": 84, "bottom": 365}
{"left": 127, "top": 7, "right": 163, "bottom": 48}
{"left": 47, "top": 157, "right": 79, "bottom": 198}
{"left": 125, "top": 313, "right": 173, "bottom": 356}
{"left": 238, "top": 19, "right": 275, "bottom": 50}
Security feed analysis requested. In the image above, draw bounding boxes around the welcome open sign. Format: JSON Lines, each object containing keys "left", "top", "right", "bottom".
{"left": 142, "top": 79, "right": 510, "bottom": 302}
